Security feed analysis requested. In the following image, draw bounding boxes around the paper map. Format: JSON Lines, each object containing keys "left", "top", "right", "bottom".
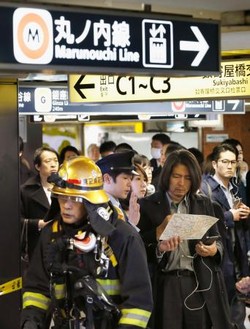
{"left": 159, "top": 213, "right": 218, "bottom": 240}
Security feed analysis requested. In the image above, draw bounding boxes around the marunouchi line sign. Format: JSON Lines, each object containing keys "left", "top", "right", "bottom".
{"left": 0, "top": 3, "right": 219, "bottom": 75}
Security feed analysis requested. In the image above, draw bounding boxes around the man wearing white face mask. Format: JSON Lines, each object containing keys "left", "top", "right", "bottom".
{"left": 150, "top": 133, "right": 171, "bottom": 181}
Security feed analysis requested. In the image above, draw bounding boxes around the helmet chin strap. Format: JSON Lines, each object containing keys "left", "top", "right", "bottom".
{"left": 83, "top": 200, "right": 116, "bottom": 237}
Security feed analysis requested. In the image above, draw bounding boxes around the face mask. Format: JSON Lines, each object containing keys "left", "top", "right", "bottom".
{"left": 151, "top": 147, "right": 161, "bottom": 159}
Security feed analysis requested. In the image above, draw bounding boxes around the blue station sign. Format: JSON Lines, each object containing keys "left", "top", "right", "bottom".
{"left": 18, "top": 86, "right": 244, "bottom": 115}
{"left": 0, "top": 3, "right": 220, "bottom": 75}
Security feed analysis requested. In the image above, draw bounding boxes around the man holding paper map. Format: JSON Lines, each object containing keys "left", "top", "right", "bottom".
{"left": 138, "top": 149, "right": 235, "bottom": 329}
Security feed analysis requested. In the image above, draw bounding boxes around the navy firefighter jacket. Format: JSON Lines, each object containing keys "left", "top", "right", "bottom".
{"left": 21, "top": 213, "right": 153, "bottom": 329}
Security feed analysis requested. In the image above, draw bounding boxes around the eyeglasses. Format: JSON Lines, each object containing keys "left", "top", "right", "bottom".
{"left": 218, "top": 159, "right": 237, "bottom": 166}
{"left": 56, "top": 195, "right": 84, "bottom": 203}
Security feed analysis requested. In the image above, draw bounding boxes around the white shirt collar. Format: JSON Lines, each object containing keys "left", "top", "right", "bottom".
{"left": 106, "top": 192, "right": 120, "bottom": 208}
{"left": 213, "top": 174, "right": 233, "bottom": 191}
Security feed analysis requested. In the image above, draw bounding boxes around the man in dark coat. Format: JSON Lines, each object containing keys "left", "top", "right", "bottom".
{"left": 20, "top": 146, "right": 59, "bottom": 261}
{"left": 138, "top": 149, "right": 235, "bottom": 329}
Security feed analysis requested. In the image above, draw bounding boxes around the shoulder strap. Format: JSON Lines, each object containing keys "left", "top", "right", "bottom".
{"left": 103, "top": 239, "right": 118, "bottom": 267}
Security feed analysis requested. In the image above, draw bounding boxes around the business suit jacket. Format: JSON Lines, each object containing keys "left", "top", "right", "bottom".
{"left": 20, "top": 174, "right": 50, "bottom": 260}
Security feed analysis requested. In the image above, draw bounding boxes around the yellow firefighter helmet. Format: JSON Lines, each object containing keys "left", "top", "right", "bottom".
{"left": 51, "top": 156, "right": 109, "bottom": 204}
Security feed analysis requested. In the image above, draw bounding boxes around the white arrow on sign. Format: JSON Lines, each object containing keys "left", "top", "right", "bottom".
{"left": 179, "top": 26, "right": 209, "bottom": 67}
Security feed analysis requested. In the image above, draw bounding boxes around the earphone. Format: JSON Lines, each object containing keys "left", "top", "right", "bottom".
{"left": 184, "top": 257, "right": 213, "bottom": 311}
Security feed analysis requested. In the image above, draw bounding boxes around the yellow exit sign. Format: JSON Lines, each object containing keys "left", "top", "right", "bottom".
{"left": 69, "top": 60, "right": 250, "bottom": 103}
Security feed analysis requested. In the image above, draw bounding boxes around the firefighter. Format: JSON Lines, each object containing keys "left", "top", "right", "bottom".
{"left": 21, "top": 156, "right": 153, "bottom": 329}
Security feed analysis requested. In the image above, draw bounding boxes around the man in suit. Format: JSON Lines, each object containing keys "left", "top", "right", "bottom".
{"left": 20, "top": 146, "right": 59, "bottom": 262}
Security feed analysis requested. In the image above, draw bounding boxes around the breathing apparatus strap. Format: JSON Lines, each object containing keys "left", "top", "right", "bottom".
{"left": 103, "top": 240, "right": 117, "bottom": 268}
{"left": 85, "top": 295, "right": 95, "bottom": 329}
{"left": 49, "top": 274, "right": 69, "bottom": 329}
{"left": 49, "top": 220, "right": 116, "bottom": 329}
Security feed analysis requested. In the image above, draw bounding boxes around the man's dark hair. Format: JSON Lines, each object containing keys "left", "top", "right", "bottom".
{"left": 221, "top": 138, "right": 241, "bottom": 160}
{"left": 33, "top": 146, "right": 59, "bottom": 167}
{"left": 188, "top": 147, "right": 204, "bottom": 169}
{"left": 114, "top": 143, "right": 135, "bottom": 153}
{"left": 222, "top": 138, "right": 242, "bottom": 149}
{"left": 203, "top": 153, "right": 214, "bottom": 175}
{"left": 165, "top": 142, "right": 185, "bottom": 158}
{"left": 211, "top": 143, "right": 237, "bottom": 162}
{"left": 152, "top": 133, "right": 171, "bottom": 145}
{"left": 158, "top": 149, "right": 201, "bottom": 194}
{"left": 100, "top": 141, "right": 116, "bottom": 155}
{"left": 106, "top": 169, "right": 132, "bottom": 183}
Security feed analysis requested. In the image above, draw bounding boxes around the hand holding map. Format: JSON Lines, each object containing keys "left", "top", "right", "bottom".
{"left": 159, "top": 213, "right": 218, "bottom": 241}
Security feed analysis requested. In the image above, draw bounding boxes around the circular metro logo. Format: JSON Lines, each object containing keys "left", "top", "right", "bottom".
{"left": 13, "top": 8, "right": 53, "bottom": 64}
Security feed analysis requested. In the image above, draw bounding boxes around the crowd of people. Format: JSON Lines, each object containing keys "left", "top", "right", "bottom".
{"left": 19, "top": 134, "right": 250, "bottom": 329}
